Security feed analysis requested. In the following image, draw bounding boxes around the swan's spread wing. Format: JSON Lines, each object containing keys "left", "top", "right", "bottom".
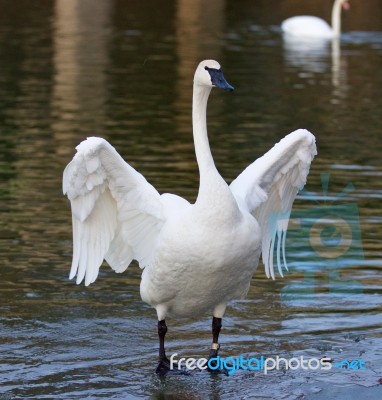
{"left": 63, "top": 137, "right": 164, "bottom": 286}
{"left": 230, "top": 129, "right": 317, "bottom": 279}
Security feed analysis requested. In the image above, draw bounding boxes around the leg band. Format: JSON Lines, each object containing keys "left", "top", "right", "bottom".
{"left": 211, "top": 343, "right": 220, "bottom": 350}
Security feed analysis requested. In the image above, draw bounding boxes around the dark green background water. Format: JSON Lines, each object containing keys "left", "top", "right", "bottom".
{"left": 0, "top": 1, "right": 381, "bottom": 398}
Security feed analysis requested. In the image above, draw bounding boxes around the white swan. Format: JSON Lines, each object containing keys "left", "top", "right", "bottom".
{"left": 281, "top": 0, "right": 350, "bottom": 39}
{"left": 63, "top": 60, "right": 316, "bottom": 374}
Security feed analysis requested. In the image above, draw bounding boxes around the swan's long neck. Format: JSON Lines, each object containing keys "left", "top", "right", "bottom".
{"left": 331, "top": 0, "right": 343, "bottom": 37}
{"left": 192, "top": 83, "right": 219, "bottom": 181}
{"left": 191, "top": 81, "right": 241, "bottom": 217}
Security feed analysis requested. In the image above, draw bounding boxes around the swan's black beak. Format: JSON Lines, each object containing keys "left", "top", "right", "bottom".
{"left": 205, "top": 67, "right": 234, "bottom": 92}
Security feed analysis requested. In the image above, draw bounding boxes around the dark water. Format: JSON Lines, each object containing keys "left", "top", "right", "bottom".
{"left": 0, "top": 1, "right": 381, "bottom": 399}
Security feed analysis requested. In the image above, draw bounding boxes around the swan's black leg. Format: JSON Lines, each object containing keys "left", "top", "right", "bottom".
{"left": 208, "top": 316, "right": 222, "bottom": 360}
{"left": 158, "top": 319, "right": 168, "bottom": 361}
{"left": 155, "top": 319, "right": 170, "bottom": 374}
{"left": 155, "top": 320, "right": 189, "bottom": 375}
{"left": 206, "top": 316, "right": 229, "bottom": 374}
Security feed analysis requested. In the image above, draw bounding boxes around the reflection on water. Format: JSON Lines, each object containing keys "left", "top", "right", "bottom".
{"left": 0, "top": 1, "right": 381, "bottom": 399}
{"left": 282, "top": 34, "right": 348, "bottom": 97}
{"left": 283, "top": 35, "right": 332, "bottom": 74}
{"left": 52, "top": 0, "right": 111, "bottom": 152}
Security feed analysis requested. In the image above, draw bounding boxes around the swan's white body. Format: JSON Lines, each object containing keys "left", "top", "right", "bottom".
{"left": 63, "top": 60, "right": 316, "bottom": 322}
{"left": 281, "top": 0, "right": 349, "bottom": 39}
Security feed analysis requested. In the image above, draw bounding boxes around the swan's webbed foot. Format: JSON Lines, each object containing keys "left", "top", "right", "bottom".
{"left": 155, "top": 358, "right": 190, "bottom": 375}
{"left": 155, "top": 357, "right": 170, "bottom": 375}
{"left": 207, "top": 366, "right": 229, "bottom": 375}
{"left": 205, "top": 345, "right": 228, "bottom": 375}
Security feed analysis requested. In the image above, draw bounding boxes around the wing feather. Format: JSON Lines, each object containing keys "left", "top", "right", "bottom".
{"left": 63, "top": 137, "right": 164, "bottom": 285}
{"left": 230, "top": 129, "right": 317, "bottom": 279}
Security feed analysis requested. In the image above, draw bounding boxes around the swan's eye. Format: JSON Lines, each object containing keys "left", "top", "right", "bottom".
{"left": 204, "top": 66, "right": 221, "bottom": 74}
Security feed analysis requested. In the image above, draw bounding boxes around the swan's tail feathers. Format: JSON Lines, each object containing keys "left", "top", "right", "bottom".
{"left": 230, "top": 129, "right": 317, "bottom": 279}
{"left": 63, "top": 137, "right": 165, "bottom": 285}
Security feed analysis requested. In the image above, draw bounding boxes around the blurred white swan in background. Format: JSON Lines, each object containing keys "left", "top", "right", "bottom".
{"left": 63, "top": 60, "right": 317, "bottom": 374}
{"left": 281, "top": 0, "right": 350, "bottom": 39}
